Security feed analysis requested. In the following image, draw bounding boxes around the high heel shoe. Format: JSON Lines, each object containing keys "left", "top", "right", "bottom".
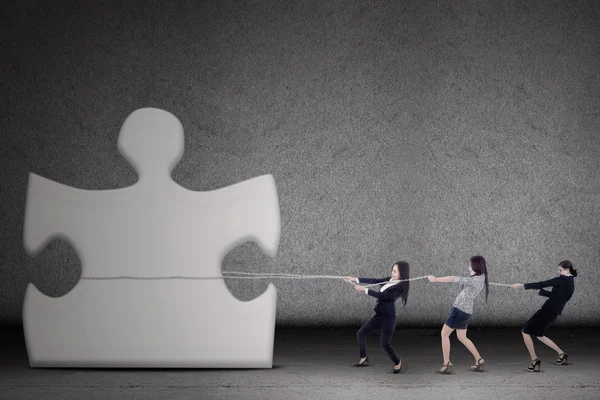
{"left": 528, "top": 358, "right": 541, "bottom": 372}
{"left": 471, "top": 358, "right": 485, "bottom": 372}
{"left": 555, "top": 353, "right": 568, "bottom": 365}
{"left": 393, "top": 360, "right": 402, "bottom": 374}
{"left": 440, "top": 361, "right": 452, "bottom": 374}
{"left": 355, "top": 356, "right": 369, "bottom": 367}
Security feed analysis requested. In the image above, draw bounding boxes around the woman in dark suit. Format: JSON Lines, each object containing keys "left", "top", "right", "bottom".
{"left": 511, "top": 260, "right": 577, "bottom": 372}
{"left": 344, "top": 261, "right": 409, "bottom": 374}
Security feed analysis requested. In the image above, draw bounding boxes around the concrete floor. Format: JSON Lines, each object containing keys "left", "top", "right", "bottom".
{"left": 1, "top": 326, "right": 599, "bottom": 400}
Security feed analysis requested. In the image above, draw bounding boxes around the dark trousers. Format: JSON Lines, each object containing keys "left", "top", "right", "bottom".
{"left": 356, "top": 314, "right": 400, "bottom": 365}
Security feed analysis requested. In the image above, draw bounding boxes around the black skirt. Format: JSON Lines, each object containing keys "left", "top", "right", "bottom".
{"left": 445, "top": 307, "right": 472, "bottom": 329}
{"left": 522, "top": 308, "right": 558, "bottom": 337}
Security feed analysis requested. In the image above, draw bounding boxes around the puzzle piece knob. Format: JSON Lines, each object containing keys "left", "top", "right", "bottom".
{"left": 117, "top": 108, "right": 184, "bottom": 181}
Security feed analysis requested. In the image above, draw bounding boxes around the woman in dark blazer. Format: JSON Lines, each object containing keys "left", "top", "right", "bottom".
{"left": 344, "top": 261, "right": 410, "bottom": 374}
{"left": 511, "top": 260, "right": 577, "bottom": 372}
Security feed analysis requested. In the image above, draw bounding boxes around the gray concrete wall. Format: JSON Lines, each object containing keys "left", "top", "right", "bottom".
{"left": 1, "top": 0, "right": 599, "bottom": 327}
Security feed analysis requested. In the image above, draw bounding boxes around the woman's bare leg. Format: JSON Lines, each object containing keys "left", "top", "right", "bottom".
{"left": 441, "top": 324, "right": 454, "bottom": 364}
{"left": 456, "top": 328, "right": 483, "bottom": 364}
{"left": 537, "top": 336, "right": 563, "bottom": 355}
{"left": 521, "top": 331, "right": 537, "bottom": 360}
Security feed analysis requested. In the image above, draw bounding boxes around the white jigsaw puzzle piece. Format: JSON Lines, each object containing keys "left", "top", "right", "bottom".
{"left": 22, "top": 108, "right": 281, "bottom": 368}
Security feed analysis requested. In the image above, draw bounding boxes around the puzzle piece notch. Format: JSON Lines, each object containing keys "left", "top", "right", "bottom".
{"left": 22, "top": 107, "right": 281, "bottom": 368}
{"left": 23, "top": 238, "right": 82, "bottom": 299}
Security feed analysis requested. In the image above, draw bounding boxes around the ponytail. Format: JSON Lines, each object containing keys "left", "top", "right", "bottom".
{"left": 395, "top": 261, "right": 410, "bottom": 308}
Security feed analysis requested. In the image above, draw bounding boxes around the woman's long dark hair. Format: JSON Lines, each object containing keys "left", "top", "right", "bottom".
{"left": 559, "top": 260, "right": 578, "bottom": 277}
{"left": 469, "top": 255, "right": 489, "bottom": 303}
{"left": 394, "top": 261, "right": 410, "bottom": 308}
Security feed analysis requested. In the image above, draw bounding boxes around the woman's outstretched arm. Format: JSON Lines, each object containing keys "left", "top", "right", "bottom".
{"left": 345, "top": 276, "right": 390, "bottom": 284}
{"left": 428, "top": 275, "right": 455, "bottom": 283}
{"left": 366, "top": 286, "right": 401, "bottom": 301}
{"left": 524, "top": 277, "right": 564, "bottom": 289}
{"left": 511, "top": 276, "right": 564, "bottom": 290}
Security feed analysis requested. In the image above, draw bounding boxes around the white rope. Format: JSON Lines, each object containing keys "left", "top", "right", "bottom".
{"left": 80, "top": 273, "right": 397, "bottom": 287}
{"left": 80, "top": 271, "right": 514, "bottom": 288}
{"left": 223, "top": 271, "right": 514, "bottom": 287}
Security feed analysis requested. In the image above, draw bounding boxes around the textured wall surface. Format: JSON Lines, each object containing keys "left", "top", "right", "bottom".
{"left": 2, "top": 0, "right": 599, "bottom": 327}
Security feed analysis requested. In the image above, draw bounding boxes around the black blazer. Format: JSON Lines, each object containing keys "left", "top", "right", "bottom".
{"left": 358, "top": 276, "right": 403, "bottom": 317}
{"left": 524, "top": 275, "right": 575, "bottom": 316}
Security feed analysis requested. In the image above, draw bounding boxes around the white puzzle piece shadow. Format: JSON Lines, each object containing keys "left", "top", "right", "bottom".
{"left": 23, "top": 108, "right": 281, "bottom": 368}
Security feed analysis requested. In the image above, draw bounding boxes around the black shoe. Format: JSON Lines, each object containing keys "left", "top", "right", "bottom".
{"left": 555, "top": 353, "right": 568, "bottom": 365}
{"left": 393, "top": 360, "right": 402, "bottom": 374}
{"left": 528, "top": 358, "right": 541, "bottom": 372}
{"left": 470, "top": 358, "right": 485, "bottom": 372}
{"left": 440, "top": 361, "right": 452, "bottom": 374}
{"left": 355, "top": 356, "right": 369, "bottom": 367}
